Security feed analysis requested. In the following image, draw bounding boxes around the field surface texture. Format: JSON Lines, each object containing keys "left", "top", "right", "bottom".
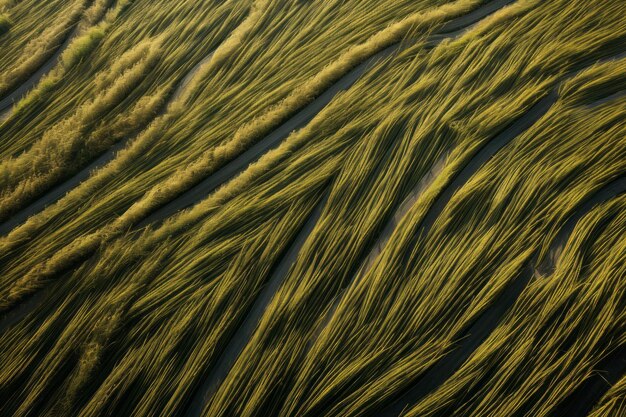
{"left": 0, "top": 0, "right": 624, "bottom": 416}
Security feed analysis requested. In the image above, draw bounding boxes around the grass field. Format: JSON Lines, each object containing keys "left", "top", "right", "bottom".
{"left": 0, "top": 0, "right": 624, "bottom": 416}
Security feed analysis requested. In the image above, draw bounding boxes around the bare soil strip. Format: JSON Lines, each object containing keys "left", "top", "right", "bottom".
{"left": 553, "top": 345, "right": 626, "bottom": 417}
{"left": 136, "top": 44, "right": 397, "bottom": 228}
{"left": 183, "top": 194, "right": 328, "bottom": 417}
{"left": 294, "top": 52, "right": 624, "bottom": 417}
{"left": 175, "top": 5, "right": 526, "bottom": 414}
{"left": 321, "top": 53, "right": 625, "bottom": 336}
{"left": 0, "top": 1, "right": 515, "bottom": 237}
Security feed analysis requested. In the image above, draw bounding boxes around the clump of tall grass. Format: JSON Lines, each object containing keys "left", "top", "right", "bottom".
{"left": 83, "top": 0, "right": 116, "bottom": 27}
{"left": 560, "top": 57, "right": 626, "bottom": 105}
{"left": 0, "top": 163, "right": 326, "bottom": 415}
{"left": 0, "top": 0, "right": 129, "bottom": 124}
{"left": 70, "top": 0, "right": 484, "bottom": 242}
{"left": 0, "top": 1, "right": 624, "bottom": 416}
{"left": 0, "top": 0, "right": 621, "bottom": 321}
{"left": 403, "top": 197, "right": 626, "bottom": 417}
{"left": 204, "top": 1, "right": 626, "bottom": 414}
{"left": 0, "top": 240, "right": 173, "bottom": 417}
{"left": 94, "top": 39, "right": 158, "bottom": 90}
{"left": 0, "top": 0, "right": 14, "bottom": 10}
{"left": 63, "top": 0, "right": 135, "bottom": 69}
{"left": 84, "top": 88, "right": 168, "bottom": 153}
{"left": 0, "top": 0, "right": 86, "bottom": 97}
{"left": 61, "top": 24, "right": 107, "bottom": 68}
{"left": 278, "top": 95, "right": 625, "bottom": 417}
{"left": 0, "top": 0, "right": 254, "bottom": 308}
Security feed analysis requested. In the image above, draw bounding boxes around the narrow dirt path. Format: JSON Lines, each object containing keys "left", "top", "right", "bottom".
{"left": 321, "top": 52, "right": 625, "bottom": 334}
{"left": 293, "top": 53, "right": 625, "bottom": 417}
{"left": 136, "top": 44, "right": 397, "bottom": 228}
{"left": 0, "top": 0, "right": 516, "bottom": 236}
{"left": 176, "top": 5, "right": 525, "bottom": 414}
{"left": 183, "top": 194, "right": 328, "bottom": 417}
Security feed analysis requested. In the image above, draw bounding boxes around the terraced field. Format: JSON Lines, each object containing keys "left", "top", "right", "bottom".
{"left": 0, "top": 0, "right": 624, "bottom": 416}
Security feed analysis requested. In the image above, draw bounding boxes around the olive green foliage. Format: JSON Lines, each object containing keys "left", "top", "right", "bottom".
{"left": 0, "top": 0, "right": 624, "bottom": 416}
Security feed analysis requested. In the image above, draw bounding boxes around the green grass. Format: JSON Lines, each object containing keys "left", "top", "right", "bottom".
{"left": 589, "top": 375, "right": 626, "bottom": 417}
{"left": 0, "top": 0, "right": 86, "bottom": 97}
{"left": 0, "top": 0, "right": 624, "bottom": 416}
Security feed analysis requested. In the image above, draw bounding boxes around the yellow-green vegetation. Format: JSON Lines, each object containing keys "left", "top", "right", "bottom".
{"left": 0, "top": 38, "right": 162, "bottom": 219}
{"left": 401, "top": 196, "right": 626, "bottom": 417}
{"left": 588, "top": 376, "right": 626, "bottom": 417}
{"left": 0, "top": 0, "right": 624, "bottom": 416}
{"left": 0, "top": 0, "right": 86, "bottom": 97}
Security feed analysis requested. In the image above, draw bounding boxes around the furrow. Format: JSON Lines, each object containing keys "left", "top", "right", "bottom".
{"left": 0, "top": 0, "right": 122, "bottom": 119}
{"left": 439, "top": 0, "right": 515, "bottom": 33}
{"left": 136, "top": 46, "right": 395, "bottom": 228}
{"left": 0, "top": 281, "right": 48, "bottom": 335}
{"left": 585, "top": 89, "right": 626, "bottom": 108}
{"left": 314, "top": 87, "right": 555, "bottom": 350}
{"left": 554, "top": 345, "right": 626, "bottom": 417}
{"left": 537, "top": 176, "right": 626, "bottom": 275}
{"left": 183, "top": 194, "right": 329, "bottom": 417}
